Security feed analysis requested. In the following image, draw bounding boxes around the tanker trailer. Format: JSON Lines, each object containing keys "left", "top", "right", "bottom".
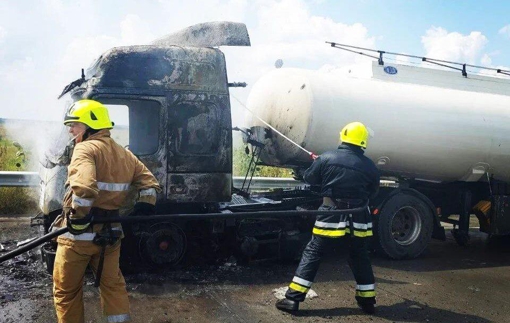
{"left": 246, "top": 60, "right": 510, "bottom": 259}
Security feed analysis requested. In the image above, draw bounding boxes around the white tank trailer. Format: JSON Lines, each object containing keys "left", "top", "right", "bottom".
{"left": 246, "top": 61, "right": 510, "bottom": 259}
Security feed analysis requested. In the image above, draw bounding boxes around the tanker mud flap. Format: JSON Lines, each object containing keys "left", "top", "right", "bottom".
{"left": 372, "top": 189, "right": 436, "bottom": 259}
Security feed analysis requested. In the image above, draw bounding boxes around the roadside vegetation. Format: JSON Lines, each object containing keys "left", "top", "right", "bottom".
{"left": 0, "top": 122, "right": 38, "bottom": 214}
{"left": 233, "top": 146, "right": 293, "bottom": 178}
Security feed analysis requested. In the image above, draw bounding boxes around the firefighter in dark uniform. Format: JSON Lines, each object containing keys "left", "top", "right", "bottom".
{"left": 276, "top": 121, "right": 380, "bottom": 314}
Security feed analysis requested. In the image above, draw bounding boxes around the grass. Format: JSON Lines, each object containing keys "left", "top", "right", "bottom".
{"left": 0, "top": 123, "right": 39, "bottom": 215}
{"left": 0, "top": 187, "right": 38, "bottom": 215}
{"left": 233, "top": 146, "right": 293, "bottom": 178}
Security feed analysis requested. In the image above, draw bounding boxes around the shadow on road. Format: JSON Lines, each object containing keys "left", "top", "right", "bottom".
{"left": 123, "top": 228, "right": 510, "bottom": 291}
{"left": 295, "top": 299, "right": 492, "bottom": 323}
{"left": 373, "top": 229, "right": 510, "bottom": 273}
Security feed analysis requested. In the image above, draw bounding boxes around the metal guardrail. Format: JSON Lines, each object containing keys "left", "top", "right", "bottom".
{"left": 236, "top": 176, "right": 302, "bottom": 190}
{"left": 0, "top": 171, "right": 301, "bottom": 190}
{"left": 0, "top": 171, "right": 40, "bottom": 187}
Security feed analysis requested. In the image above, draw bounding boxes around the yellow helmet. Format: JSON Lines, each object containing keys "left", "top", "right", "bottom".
{"left": 340, "top": 122, "right": 369, "bottom": 148}
{"left": 63, "top": 99, "right": 113, "bottom": 130}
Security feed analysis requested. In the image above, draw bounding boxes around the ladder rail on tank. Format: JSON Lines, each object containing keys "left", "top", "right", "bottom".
{"left": 326, "top": 42, "right": 510, "bottom": 79}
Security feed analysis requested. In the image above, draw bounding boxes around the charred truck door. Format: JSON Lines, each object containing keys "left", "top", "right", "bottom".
{"left": 166, "top": 49, "right": 232, "bottom": 204}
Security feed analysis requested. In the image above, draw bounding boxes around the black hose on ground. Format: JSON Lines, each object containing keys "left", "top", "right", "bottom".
{"left": 0, "top": 227, "right": 68, "bottom": 263}
{"left": 0, "top": 204, "right": 369, "bottom": 264}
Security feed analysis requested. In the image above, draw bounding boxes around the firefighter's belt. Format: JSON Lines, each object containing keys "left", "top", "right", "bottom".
{"left": 90, "top": 208, "right": 119, "bottom": 217}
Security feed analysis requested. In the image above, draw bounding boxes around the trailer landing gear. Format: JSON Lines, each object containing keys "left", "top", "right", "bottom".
{"left": 451, "top": 228, "right": 470, "bottom": 246}
{"left": 443, "top": 190, "right": 472, "bottom": 247}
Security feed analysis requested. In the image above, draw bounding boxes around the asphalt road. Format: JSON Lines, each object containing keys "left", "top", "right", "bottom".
{"left": 1, "top": 217, "right": 509, "bottom": 323}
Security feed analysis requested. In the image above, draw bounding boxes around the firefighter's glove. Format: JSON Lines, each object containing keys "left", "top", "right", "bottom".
{"left": 131, "top": 202, "right": 156, "bottom": 216}
{"left": 66, "top": 212, "right": 93, "bottom": 235}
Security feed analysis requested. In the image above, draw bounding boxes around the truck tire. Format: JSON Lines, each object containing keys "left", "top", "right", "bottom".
{"left": 374, "top": 193, "right": 433, "bottom": 259}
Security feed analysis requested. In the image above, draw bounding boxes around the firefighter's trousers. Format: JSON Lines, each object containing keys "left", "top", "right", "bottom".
{"left": 53, "top": 239, "right": 131, "bottom": 323}
{"left": 285, "top": 204, "right": 376, "bottom": 305}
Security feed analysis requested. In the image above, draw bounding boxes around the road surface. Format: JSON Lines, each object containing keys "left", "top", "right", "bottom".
{"left": 1, "top": 217, "right": 509, "bottom": 323}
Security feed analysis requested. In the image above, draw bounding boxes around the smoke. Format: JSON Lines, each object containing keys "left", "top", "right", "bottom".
{"left": 2, "top": 119, "right": 67, "bottom": 172}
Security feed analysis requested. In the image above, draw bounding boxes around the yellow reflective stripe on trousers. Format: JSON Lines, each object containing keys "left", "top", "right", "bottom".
{"left": 345, "top": 228, "right": 373, "bottom": 237}
{"left": 356, "top": 283, "right": 375, "bottom": 298}
{"left": 289, "top": 282, "right": 309, "bottom": 293}
{"left": 353, "top": 230, "right": 373, "bottom": 237}
{"left": 356, "top": 290, "right": 376, "bottom": 297}
{"left": 312, "top": 227, "right": 347, "bottom": 237}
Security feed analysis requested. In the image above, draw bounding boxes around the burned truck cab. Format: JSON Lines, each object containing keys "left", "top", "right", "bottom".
{"left": 37, "top": 22, "right": 252, "bottom": 269}
{"left": 69, "top": 44, "right": 233, "bottom": 211}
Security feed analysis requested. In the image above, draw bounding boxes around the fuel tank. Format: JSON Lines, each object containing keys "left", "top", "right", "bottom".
{"left": 246, "top": 61, "right": 510, "bottom": 183}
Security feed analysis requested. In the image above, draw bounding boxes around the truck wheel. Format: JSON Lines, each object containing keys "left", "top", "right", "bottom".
{"left": 375, "top": 193, "right": 433, "bottom": 259}
{"left": 139, "top": 222, "right": 187, "bottom": 267}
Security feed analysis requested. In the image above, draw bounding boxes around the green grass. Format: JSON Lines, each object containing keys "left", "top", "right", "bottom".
{"left": 233, "top": 146, "right": 293, "bottom": 178}
{"left": 0, "top": 123, "right": 38, "bottom": 214}
{"left": 0, "top": 187, "right": 38, "bottom": 214}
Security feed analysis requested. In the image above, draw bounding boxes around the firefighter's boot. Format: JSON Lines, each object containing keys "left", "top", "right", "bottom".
{"left": 357, "top": 301, "right": 375, "bottom": 314}
{"left": 276, "top": 298, "right": 299, "bottom": 312}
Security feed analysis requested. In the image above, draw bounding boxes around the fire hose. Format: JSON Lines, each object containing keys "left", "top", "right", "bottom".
{"left": 231, "top": 95, "right": 319, "bottom": 160}
{"left": 0, "top": 204, "right": 368, "bottom": 264}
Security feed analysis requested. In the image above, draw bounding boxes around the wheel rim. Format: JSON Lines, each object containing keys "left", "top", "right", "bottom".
{"left": 140, "top": 223, "right": 187, "bottom": 266}
{"left": 391, "top": 206, "right": 422, "bottom": 245}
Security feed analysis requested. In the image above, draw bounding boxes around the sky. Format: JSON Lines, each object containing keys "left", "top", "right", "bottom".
{"left": 0, "top": 0, "right": 510, "bottom": 128}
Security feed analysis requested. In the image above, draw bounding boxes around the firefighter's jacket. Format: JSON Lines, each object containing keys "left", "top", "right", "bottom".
{"left": 303, "top": 143, "right": 380, "bottom": 200}
{"left": 304, "top": 143, "right": 380, "bottom": 239}
{"left": 53, "top": 129, "right": 161, "bottom": 242}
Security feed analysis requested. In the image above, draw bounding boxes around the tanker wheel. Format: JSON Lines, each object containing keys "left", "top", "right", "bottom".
{"left": 375, "top": 194, "right": 433, "bottom": 259}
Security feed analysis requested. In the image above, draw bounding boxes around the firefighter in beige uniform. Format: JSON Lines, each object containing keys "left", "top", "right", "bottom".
{"left": 51, "top": 99, "right": 161, "bottom": 323}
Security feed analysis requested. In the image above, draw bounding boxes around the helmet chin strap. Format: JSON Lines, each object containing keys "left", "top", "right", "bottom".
{"left": 69, "top": 126, "right": 99, "bottom": 144}
{"left": 70, "top": 130, "right": 86, "bottom": 144}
